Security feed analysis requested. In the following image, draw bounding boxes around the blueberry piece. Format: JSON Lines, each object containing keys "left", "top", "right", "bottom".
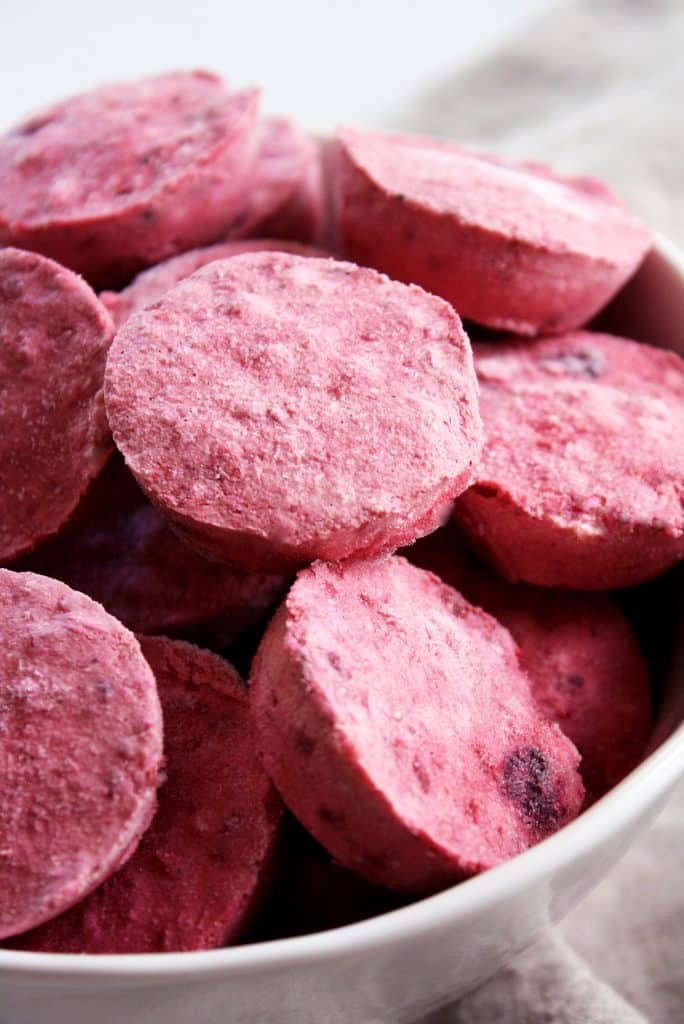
{"left": 501, "top": 746, "right": 562, "bottom": 835}
{"left": 541, "top": 348, "right": 605, "bottom": 378}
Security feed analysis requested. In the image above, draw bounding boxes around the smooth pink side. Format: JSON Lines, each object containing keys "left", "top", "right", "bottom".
{"left": 453, "top": 331, "right": 684, "bottom": 588}
{"left": 335, "top": 128, "right": 652, "bottom": 335}
{"left": 455, "top": 489, "right": 684, "bottom": 589}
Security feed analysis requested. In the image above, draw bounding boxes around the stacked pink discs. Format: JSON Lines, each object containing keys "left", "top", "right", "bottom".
{"left": 0, "top": 68, "right": 677, "bottom": 952}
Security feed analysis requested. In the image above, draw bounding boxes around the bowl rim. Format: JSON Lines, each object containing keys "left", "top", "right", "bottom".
{"left": 2, "top": 236, "right": 683, "bottom": 982}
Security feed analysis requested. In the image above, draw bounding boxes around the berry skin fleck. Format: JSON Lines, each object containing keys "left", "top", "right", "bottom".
{"left": 501, "top": 746, "right": 563, "bottom": 835}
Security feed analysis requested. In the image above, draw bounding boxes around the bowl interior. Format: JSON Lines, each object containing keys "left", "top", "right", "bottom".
{"left": 1, "top": 238, "right": 683, "bottom": 980}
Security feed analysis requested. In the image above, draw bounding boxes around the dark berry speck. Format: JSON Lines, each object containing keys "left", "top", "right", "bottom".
{"left": 501, "top": 746, "right": 562, "bottom": 835}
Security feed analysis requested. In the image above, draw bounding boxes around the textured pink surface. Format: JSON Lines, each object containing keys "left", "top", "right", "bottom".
{"left": 0, "top": 570, "right": 162, "bottom": 940}
{"left": 258, "top": 134, "right": 326, "bottom": 244}
{"left": 0, "top": 247, "right": 113, "bottom": 563}
{"left": 11, "top": 637, "right": 283, "bottom": 952}
{"left": 250, "top": 557, "right": 584, "bottom": 894}
{"left": 0, "top": 72, "right": 259, "bottom": 287}
{"left": 100, "top": 238, "right": 329, "bottom": 327}
{"left": 336, "top": 127, "right": 651, "bottom": 335}
{"left": 408, "top": 528, "right": 652, "bottom": 800}
{"left": 19, "top": 456, "right": 288, "bottom": 640}
{"left": 105, "top": 252, "right": 483, "bottom": 571}
{"left": 454, "top": 331, "right": 684, "bottom": 588}
{"left": 462, "top": 572, "right": 652, "bottom": 802}
{"left": 226, "top": 116, "right": 318, "bottom": 239}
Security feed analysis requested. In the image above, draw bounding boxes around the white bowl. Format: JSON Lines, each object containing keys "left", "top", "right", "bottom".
{"left": 2, "top": 238, "right": 683, "bottom": 1024}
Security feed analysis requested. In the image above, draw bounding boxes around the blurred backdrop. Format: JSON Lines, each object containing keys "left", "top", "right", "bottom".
{"left": 1, "top": 0, "right": 549, "bottom": 132}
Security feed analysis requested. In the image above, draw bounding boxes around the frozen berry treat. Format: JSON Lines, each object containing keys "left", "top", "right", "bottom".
{"left": 250, "top": 556, "right": 584, "bottom": 894}
{"left": 105, "top": 252, "right": 483, "bottom": 571}
{"left": 0, "top": 570, "right": 162, "bottom": 940}
{"left": 336, "top": 127, "right": 651, "bottom": 334}
{"left": 454, "top": 331, "right": 684, "bottom": 588}
{"left": 0, "top": 247, "right": 113, "bottom": 563}
{"left": 0, "top": 72, "right": 259, "bottom": 286}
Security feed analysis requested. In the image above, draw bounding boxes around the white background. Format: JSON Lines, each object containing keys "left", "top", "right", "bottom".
{"left": 2, "top": 0, "right": 550, "bottom": 133}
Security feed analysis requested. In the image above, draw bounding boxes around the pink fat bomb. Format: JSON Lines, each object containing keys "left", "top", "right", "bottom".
{"left": 249, "top": 556, "right": 584, "bottom": 894}
{"left": 463, "top": 572, "right": 652, "bottom": 802}
{"left": 0, "top": 71, "right": 259, "bottom": 288}
{"left": 11, "top": 637, "right": 283, "bottom": 952}
{"left": 100, "top": 237, "right": 329, "bottom": 327}
{"left": 18, "top": 455, "right": 288, "bottom": 641}
{"left": 105, "top": 252, "right": 483, "bottom": 572}
{"left": 0, "top": 247, "right": 113, "bottom": 564}
{"left": 0, "top": 570, "right": 162, "bottom": 941}
{"left": 335, "top": 127, "right": 651, "bottom": 336}
{"left": 453, "top": 331, "right": 684, "bottom": 589}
